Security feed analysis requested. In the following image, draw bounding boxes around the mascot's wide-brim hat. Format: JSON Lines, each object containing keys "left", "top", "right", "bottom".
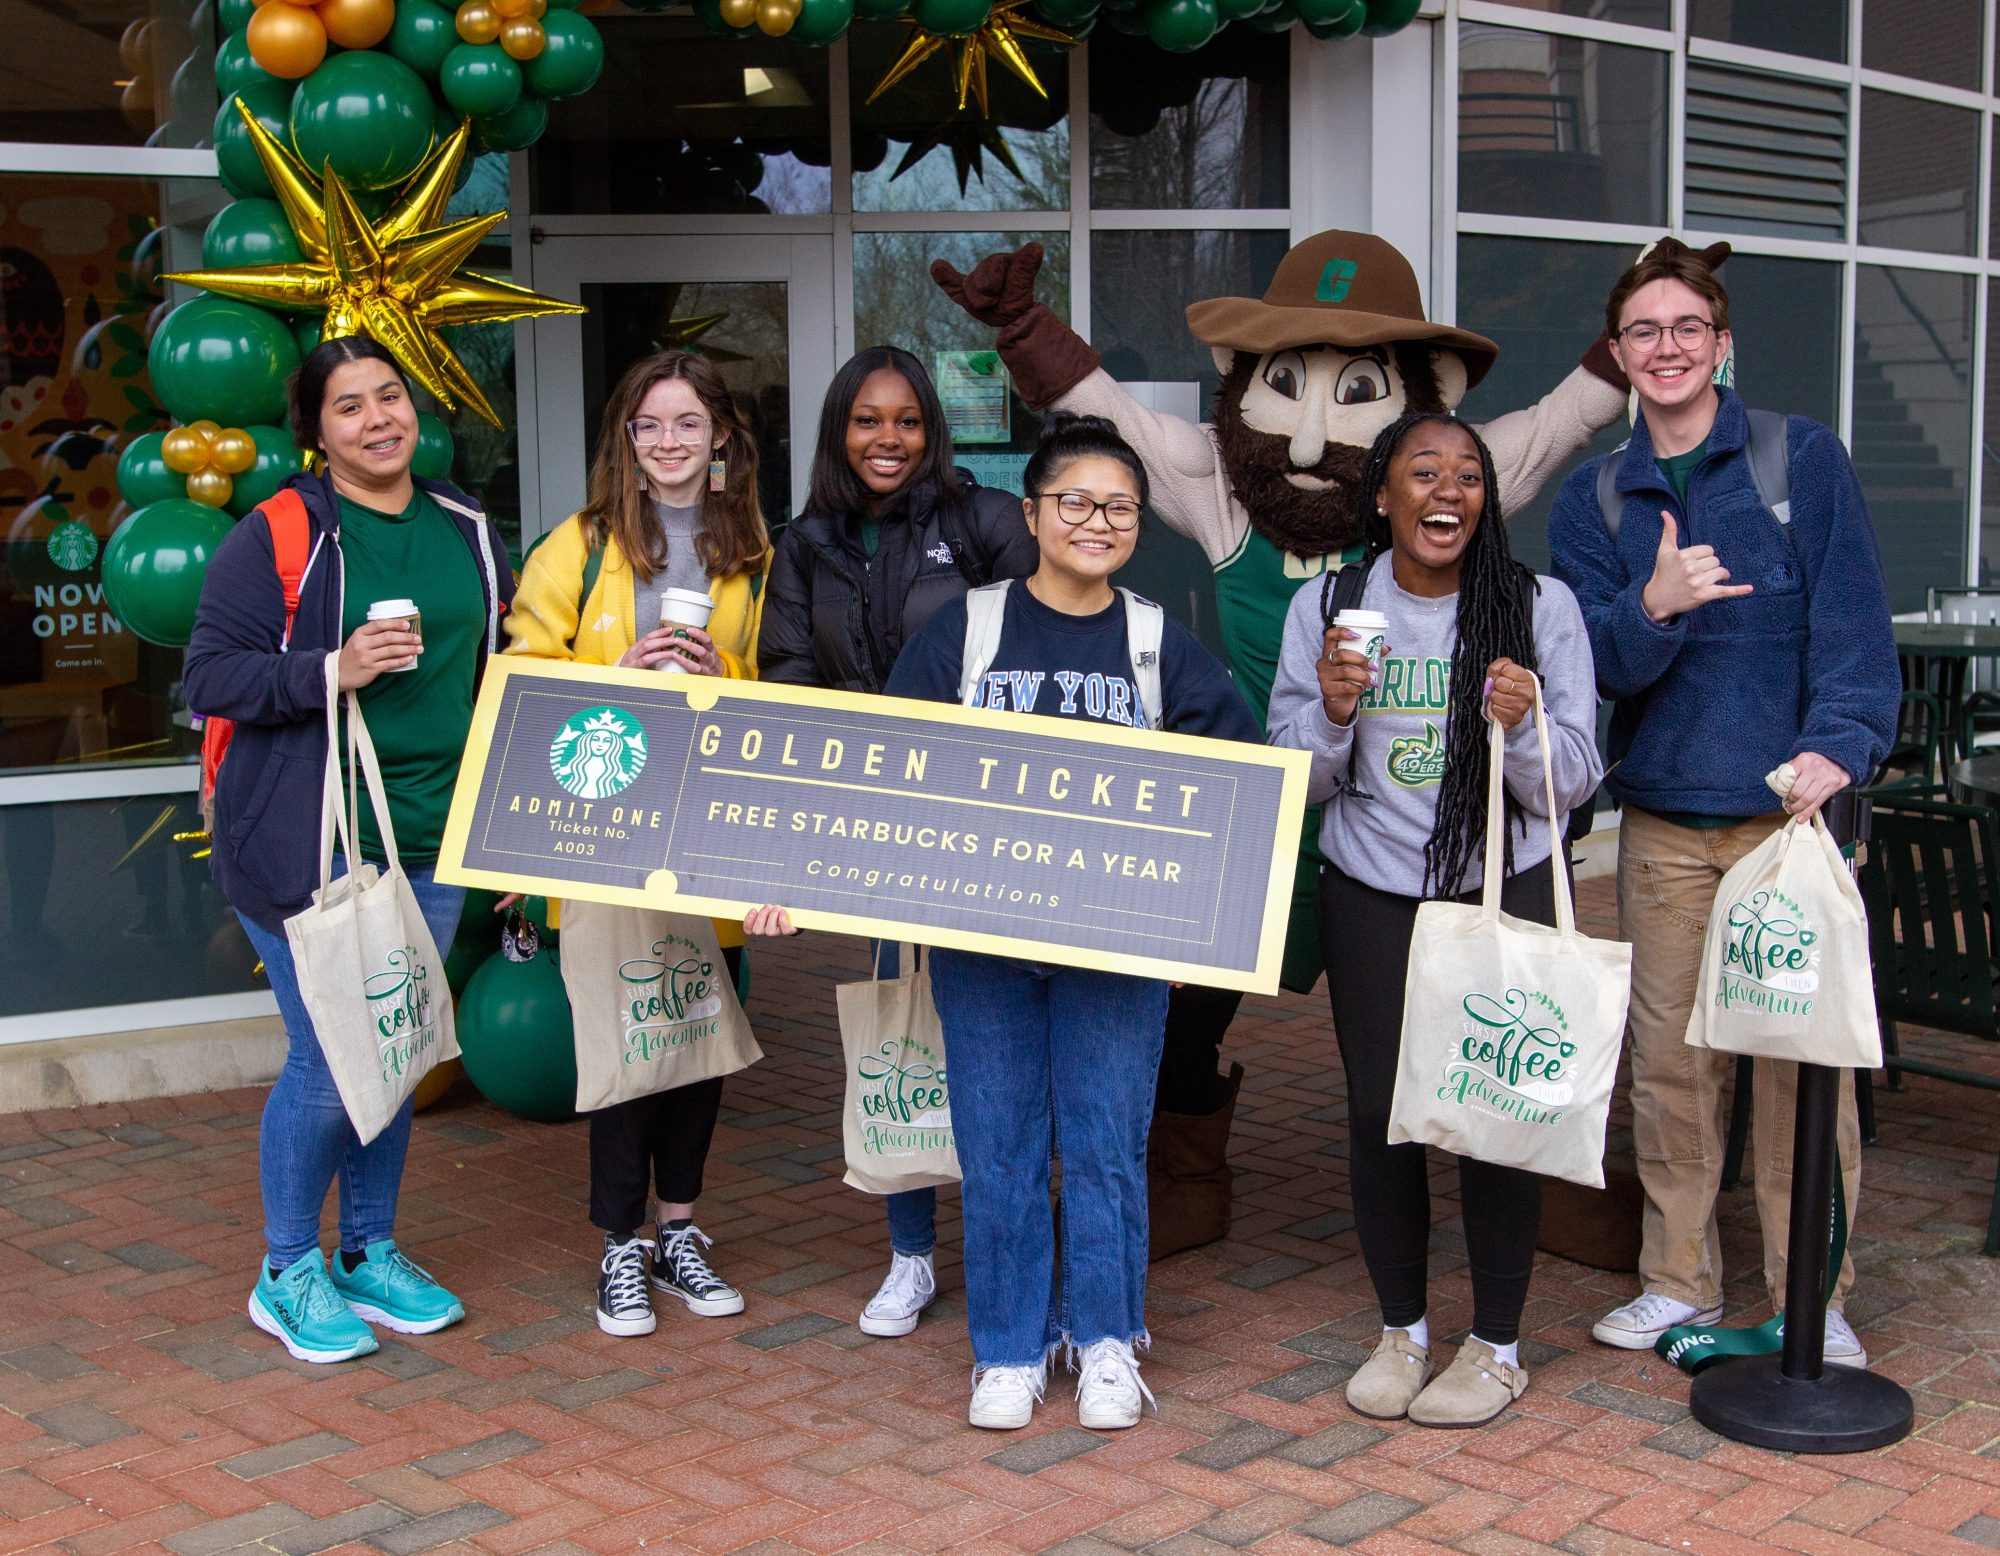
{"left": 1186, "top": 231, "right": 1499, "bottom": 389}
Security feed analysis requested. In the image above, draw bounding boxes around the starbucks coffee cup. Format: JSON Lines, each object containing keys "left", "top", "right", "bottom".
{"left": 367, "top": 598, "right": 421, "bottom": 670}
{"left": 656, "top": 587, "right": 714, "bottom": 674}
{"left": 1332, "top": 608, "right": 1389, "bottom": 672}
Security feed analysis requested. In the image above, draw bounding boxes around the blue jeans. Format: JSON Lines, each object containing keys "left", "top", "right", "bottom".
{"left": 929, "top": 949, "right": 1168, "bottom": 1367}
{"left": 238, "top": 861, "right": 465, "bottom": 1269}
{"left": 871, "top": 941, "right": 937, "bottom": 1256}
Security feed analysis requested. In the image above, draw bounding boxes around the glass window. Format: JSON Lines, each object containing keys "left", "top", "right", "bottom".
{"left": 1983, "top": 278, "right": 2000, "bottom": 585}
{"left": 1482, "top": 0, "right": 1669, "bottom": 24}
{"left": 1863, "top": 0, "right": 1982, "bottom": 91}
{"left": 0, "top": 793, "right": 261, "bottom": 1018}
{"left": 533, "top": 13, "right": 831, "bottom": 216}
{"left": 1852, "top": 265, "right": 1972, "bottom": 615}
{"left": 1857, "top": 90, "right": 1979, "bottom": 256}
{"left": 1690, "top": 0, "right": 1847, "bottom": 63}
{"left": 1457, "top": 24, "right": 1668, "bottom": 227}
{"left": 1683, "top": 61, "right": 1847, "bottom": 241}
{"left": 1089, "top": 30, "right": 1288, "bottom": 210}
{"left": 1718, "top": 254, "right": 1842, "bottom": 434}
{"left": 0, "top": 174, "right": 223, "bottom": 778}
{"left": 0, "top": 0, "right": 212, "bottom": 148}
{"left": 850, "top": 21, "right": 1070, "bottom": 213}
{"left": 1455, "top": 235, "right": 1632, "bottom": 577}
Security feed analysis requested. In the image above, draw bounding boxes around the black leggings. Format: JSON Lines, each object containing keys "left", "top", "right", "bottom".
{"left": 587, "top": 946, "right": 741, "bottom": 1239}
{"left": 1319, "top": 861, "right": 1551, "bottom": 1346}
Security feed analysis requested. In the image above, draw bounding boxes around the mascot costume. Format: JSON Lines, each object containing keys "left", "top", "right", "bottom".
{"left": 935, "top": 232, "right": 1722, "bottom": 1263}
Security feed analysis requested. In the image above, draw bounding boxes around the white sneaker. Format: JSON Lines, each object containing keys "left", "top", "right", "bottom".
{"left": 1074, "top": 1338, "right": 1155, "bottom": 1430}
{"left": 1592, "top": 1291, "right": 1722, "bottom": 1350}
{"left": 858, "top": 1251, "right": 935, "bottom": 1337}
{"left": 1824, "top": 1310, "right": 1868, "bottom": 1370}
{"left": 969, "top": 1361, "right": 1046, "bottom": 1430}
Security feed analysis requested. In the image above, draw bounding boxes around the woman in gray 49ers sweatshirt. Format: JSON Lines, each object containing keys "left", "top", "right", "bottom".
{"left": 1267, "top": 413, "right": 1601, "bottom": 1430}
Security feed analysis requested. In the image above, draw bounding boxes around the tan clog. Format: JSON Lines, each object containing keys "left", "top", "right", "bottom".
{"left": 1344, "top": 1328, "right": 1433, "bottom": 1420}
{"left": 1408, "top": 1339, "right": 1528, "bottom": 1428}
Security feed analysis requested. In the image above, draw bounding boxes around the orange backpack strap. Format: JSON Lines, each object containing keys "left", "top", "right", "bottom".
{"left": 262, "top": 488, "right": 313, "bottom": 648}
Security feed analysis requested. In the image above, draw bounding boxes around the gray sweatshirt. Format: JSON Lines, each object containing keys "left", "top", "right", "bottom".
{"left": 1266, "top": 557, "right": 1604, "bottom": 898}
{"left": 632, "top": 500, "right": 712, "bottom": 632}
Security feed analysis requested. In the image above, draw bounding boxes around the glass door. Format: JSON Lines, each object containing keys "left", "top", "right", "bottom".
{"left": 526, "top": 234, "right": 835, "bottom": 545}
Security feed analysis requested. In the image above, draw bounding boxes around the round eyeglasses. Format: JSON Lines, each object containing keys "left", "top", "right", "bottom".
{"left": 628, "top": 416, "right": 712, "bottom": 447}
{"left": 1035, "top": 491, "right": 1142, "bottom": 532}
{"left": 1614, "top": 319, "right": 1718, "bottom": 353}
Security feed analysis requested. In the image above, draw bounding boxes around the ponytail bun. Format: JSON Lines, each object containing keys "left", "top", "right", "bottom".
{"left": 1023, "top": 410, "right": 1149, "bottom": 507}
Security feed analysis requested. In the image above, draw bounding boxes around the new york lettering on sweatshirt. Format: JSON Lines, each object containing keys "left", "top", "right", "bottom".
{"left": 885, "top": 582, "right": 1263, "bottom": 745}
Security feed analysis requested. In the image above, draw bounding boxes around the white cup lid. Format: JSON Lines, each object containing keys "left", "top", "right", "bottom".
{"left": 368, "top": 598, "right": 418, "bottom": 617}
{"left": 660, "top": 587, "right": 713, "bottom": 606}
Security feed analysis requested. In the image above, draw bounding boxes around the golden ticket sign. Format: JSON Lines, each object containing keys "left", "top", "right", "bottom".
{"left": 437, "top": 659, "right": 1310, "bottom": 992}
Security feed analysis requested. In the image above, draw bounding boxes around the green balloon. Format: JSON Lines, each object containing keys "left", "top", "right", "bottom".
{"left": 1302, "top": 0, "right": 1362, "bottom": 34}
{"left": 225, "top": 425, "right": 305, "bottom": 518}
{"left": 1294, "top": 0, "right": 1356, "bottom": 23}
{"left": 911, "top": 0, "right": 991, "bottom": 35}
{"left": 214, "top": 82, "right": 296, "bottom": 201}
{"left": 387, "top": 0, "right": 459, "bottom": 79}
{"left": 456, "top": 947, "right": 576, "bottom": 1123}
{"left": 412, "top": 412, "right": 456, "bottom": 480}
{"left": 789, "top": 0, "right": 853, "bottom": 44}
{"left": 101, "top": 499, "right": 234, "bottom": 648}
{"left": 543, "top": 0, "right": 583, "bottom": 8}
{"left": 1035, "top": 0, "right": 1098, "bottom": 22}
{"left": 290, "top": 50, "right": 436, "bottom": 192}
{"left": 291, "top": 314, "right": 323, "bottom": 359}
{"left": 440, "top": 43, "right": 524, "bottom": 119}
{"left": 1215, "top": 0, "right": 1262, "bottom": 19}
{"left": 692, "top": 0, "right": 756, "bottom": 31}
{"left": 116, "top": 433, "right": 187, "bottom": 510}
{"left": 1146, "top": 0, "right": 1217, "bottom": 45}
{"left": 147, "top": 295, "right": 301, "bottom": 427}
{"left": 1103, "top": 5, "right": 1151, "bottom": 31}
{"left": 217, "top": 0, "right": 257, "bottom": 34}
{"left": 202, "top": 198, "right": 305, "bottom": 269}
{"left": 523, "top": 12, "right": 605, "bottom": 101}
{"left": 1361, "top": 0, "right": 1418, "bottom": 34}
{"left": 214, "top": 29, "right": 277, "bottom": 99}
{"left": 475, "top": 94, "right": 549, "bottom": 154}
{"left": 854, "top": 0, "right": 909, "bottom": 15}
{"left": 1243, "top": 0, "right": 1295, "bottom": 28}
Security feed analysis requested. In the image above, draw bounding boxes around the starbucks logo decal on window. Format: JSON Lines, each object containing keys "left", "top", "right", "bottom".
{"left": 549, "top": 705, "right": 648, "bottom": 799}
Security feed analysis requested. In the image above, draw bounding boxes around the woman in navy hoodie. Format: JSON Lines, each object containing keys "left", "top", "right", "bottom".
{"left": 183, "top": 336, "right": 513, "bottom": 1366}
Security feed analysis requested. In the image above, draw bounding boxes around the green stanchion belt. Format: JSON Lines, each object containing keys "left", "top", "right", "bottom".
{"left": 1654, "top": 1165, "right": 1848, "bottom": 1376}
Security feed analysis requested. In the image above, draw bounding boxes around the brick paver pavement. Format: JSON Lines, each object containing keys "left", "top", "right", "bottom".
{"left": 5, "top": 877, "right": 2000, "bottom": 1555}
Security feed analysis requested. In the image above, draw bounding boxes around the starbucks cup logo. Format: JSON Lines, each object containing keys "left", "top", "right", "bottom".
{"left": 1333, "top": 609, "right": 1390, "bottom": 673}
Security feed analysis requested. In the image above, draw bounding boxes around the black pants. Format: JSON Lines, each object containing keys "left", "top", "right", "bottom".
{"left": 587, "top": 946, "right": 741, "bottom": 1239}
{"left": 1319, "top": 859, "right": 1553, "bottom": 1346}
{"left": 1157, "top": 983, "right": 1242, "bottom": 1115}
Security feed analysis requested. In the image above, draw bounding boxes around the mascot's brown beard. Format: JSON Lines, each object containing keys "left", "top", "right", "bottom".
{"left": 1212, "top": 344, "right": 1448, "bottom": 557}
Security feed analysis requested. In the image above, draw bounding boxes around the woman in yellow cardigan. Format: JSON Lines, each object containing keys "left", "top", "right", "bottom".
{"left": 507, "top": 348, "right": 768, "bottom": 1339}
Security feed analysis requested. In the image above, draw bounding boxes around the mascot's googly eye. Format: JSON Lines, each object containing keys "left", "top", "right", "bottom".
{"left": 1261, "top": 349, "right": 1307, "bottom": 401}
{"left": 1334, "top": 358, "right": 1390, "bottom": 406}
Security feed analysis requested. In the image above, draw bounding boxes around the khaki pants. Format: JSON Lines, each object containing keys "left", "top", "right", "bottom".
{"left": 1618, "top": 806, "right": 1859, "bottom": 1311}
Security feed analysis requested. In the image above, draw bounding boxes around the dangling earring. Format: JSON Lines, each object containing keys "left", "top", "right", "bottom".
{"left": 709, "top": 458, "right": 727, "bottom": 493}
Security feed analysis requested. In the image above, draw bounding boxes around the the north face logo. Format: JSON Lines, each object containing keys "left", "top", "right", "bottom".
{"left": 926, "top": 542, "right": 955, "bottom": 566}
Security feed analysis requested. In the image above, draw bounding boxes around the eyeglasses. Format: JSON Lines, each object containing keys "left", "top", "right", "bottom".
{"left": 1035, "top": 491, "right": 1142, "bottom": 531}
{"left": 628, "top": 416, "right": 712, "bottom": 447}
{"left": 1614, "top": 319, "right": 1719, "bottom": 352}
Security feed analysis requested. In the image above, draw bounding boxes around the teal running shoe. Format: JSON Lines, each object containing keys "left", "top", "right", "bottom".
{"left": 328, "top": 1239, "right": 465, "bottom": 1334}
{"left": 248, "top": 1249, "right": 380, "bottom": 1364}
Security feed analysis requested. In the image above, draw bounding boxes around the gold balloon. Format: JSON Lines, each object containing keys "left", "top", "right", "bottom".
{"left": 161, "top": 427, "right": 210, "bottom": 474}
{"left": 208, "top": 428, "right": 258, "bottom": 475}
{"left": 718, "top": 0, "right": 758, "bottom": 24}
{"left": 246, "top": 0, "right": 328, "bottom": 79}
{"left": 499, "top": 16, "right": 545, "bottom": 57}
{"left": 754, "top": 0, "right": 799, "bottom": 31}
{"left": 527, "top": 0, "right": 547, "bottom": 15}
{"left": 118, "top": 18, "right": 151, "bottom": 72}
{"left": 455, "top": 0, "right": 501, "bottom": 42}
{"left": 186, "top": 468, "right": 234, "bottom": 508}
{"left": 187, "top": 419, "right": 223, "bottom": 446}
{"left": 318, "top": 0, "right": 395, "bottom": 49}
{"left": 493, "top": 0, "right": 534, "bottom": 17}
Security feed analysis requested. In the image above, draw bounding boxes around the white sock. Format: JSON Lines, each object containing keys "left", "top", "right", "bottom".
{"left": 1392, "top": 1317, "right": 1429, "bottom": 1351}
{"left": 1475, "top": 1335, "right": 1520, "bottom": 1366}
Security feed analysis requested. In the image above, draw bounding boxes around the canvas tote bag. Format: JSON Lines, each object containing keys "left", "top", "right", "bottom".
{"left": 837, "top": 945, "right": 961, "bottom": 1193}
{"left": 1388, "top": 684, "right": 1633, "bottom": 1187}
{"left": 558, "top": 899, "right": 763, "bottom": 1111}
{"left": 1683, "top": 768, "right": 1881, "bottom": 1069}
{"left": 284, "top": 656, "right": 459, "bottom": 1146}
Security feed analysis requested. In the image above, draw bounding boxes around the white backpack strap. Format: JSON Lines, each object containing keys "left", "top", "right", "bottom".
{"left": 1118, "top": 588, "right": 1166, "bottom": 730}
{"left": 957, "top": 581, "right": 1012, "bottom": 707}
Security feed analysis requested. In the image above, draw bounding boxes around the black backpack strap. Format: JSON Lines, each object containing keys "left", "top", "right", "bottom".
{"left": 1318, "top": 559, "right": 1370, "bottom": 629}
{"left": 1596, "top": 449, "right": 1625, "bottom": 540}
{"left": 1743, "top": 408, "right": 1791, "bottom": 526}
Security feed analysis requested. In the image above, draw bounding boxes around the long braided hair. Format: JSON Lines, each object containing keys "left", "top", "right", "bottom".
{"left": 1352, "top": 413, "right": 1540, "bottom": 899}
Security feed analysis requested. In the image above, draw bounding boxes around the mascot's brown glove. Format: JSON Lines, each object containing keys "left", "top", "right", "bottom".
{"left": 1579, "top": 238, "right": 1732, "bottom": 392}
{"left": 931, "top": 242, "right": 1101, "bottom": 411}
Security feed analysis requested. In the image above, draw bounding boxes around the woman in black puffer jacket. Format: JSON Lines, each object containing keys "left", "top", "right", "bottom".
{"left": 760, "top": 344, "right": 1036, "bottom": 1337}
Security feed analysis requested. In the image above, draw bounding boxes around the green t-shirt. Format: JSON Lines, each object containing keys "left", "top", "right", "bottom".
{"left": 1656, "top": 435, "right": 1709, "bottom": 508}
{"left": 336, "top": 490, "right": 485, "bottom": 864}
{"left": 857, "top": 514, "right": 882, "bottom": 559}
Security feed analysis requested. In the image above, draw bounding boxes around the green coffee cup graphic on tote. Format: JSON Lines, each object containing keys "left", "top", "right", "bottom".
{"left": 364, "top": 945, "right": 443, "bottom": 1083}
{"left": 549, "top": 706, "right": 648, "bottom": 799}
{"left": 616, "top": 934, "right": 726, "bottom": 1063}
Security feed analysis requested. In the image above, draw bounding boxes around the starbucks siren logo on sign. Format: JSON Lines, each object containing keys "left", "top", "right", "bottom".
{"left": 1716, "top": 888, "right": 1819, "bottom": 1016}
{"left": 46, "top": 520, "right": 99, "bottom": 573}
{"left": 1436, "top": 986, "right": 1576, "bottom": 1126}
{"left": 364, "top": 946, "right": 440, "bottom": 1083}
{"left": 855, "top": 1037, "right": 952, "bottom": 1159}
{"left": 616, "top": 935, "right": 724, "bottom": 1063}
{"left": 549, "top": 705, "right": 648, "bottom": 799}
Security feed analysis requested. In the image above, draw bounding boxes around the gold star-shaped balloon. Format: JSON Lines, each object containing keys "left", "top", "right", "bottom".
{"left": 867, "top": 0, "right": 1076, "bottom": 117}
{"left": 162, "top": 105, "right": 584, "bottom": 428}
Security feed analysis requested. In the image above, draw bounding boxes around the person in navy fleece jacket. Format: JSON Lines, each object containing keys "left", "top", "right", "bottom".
{"left": 1548, "top": 244, "right": 1897, "bottom": 1368}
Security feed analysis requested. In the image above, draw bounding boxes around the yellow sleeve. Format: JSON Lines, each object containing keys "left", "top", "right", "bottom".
{"left": 504, "top": 516, "right": 590, "bottom": 661}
